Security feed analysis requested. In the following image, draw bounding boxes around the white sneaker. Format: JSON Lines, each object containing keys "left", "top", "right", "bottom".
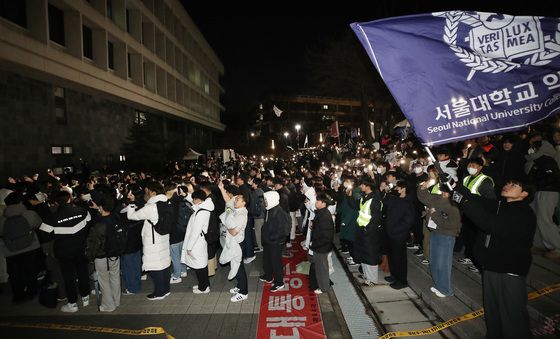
{"left": 90, "top": 289, "right": 100, "bottom": 295}
{"left": 243, "top": 256, "right": 256, "bottom": 264}
{"left": 430, "top": 286, "right": 447, "bottom": 298}
{"left": 170, "top": 277, "right": 182, "bottom": 284}
{"left": 286, "top": 242, "right": 292, "bottom": 248}
{"left": 99, "top": 306, "right": 115, "bottom": 312}
{"left": 314, "top": 289, "right": 323, "bottom": 294}
{"left": 230, "top": 293, "right": 248, "bottom": 302}
{"left": 61, "top": 302, "right": 78, "bottom": 313}
{"left": 82, "top": 296, "right": 90, "bottom": 307}
{"left": 180, "top": 272, "right": 188, "bottom": 278}
{"left": 193, "top": 287, "right": 210, "bottom": 294}
{"left": 192, "top": 285, "right": 198, "bottom": 291}
{"left": 229, "top": 287, "right": 240, "bottom": 294}
{"left": 141, "top": 274, "right": 147, "bottom": 280}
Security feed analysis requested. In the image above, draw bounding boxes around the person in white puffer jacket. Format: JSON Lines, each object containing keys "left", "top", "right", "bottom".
{"left": 126, "top": 181, "right": 171, "bottom": 301}
{"left": 182, "top": 190, "right": 214, "bottom": 294}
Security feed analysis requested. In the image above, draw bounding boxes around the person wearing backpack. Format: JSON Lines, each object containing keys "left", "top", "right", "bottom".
{"left": 0, "top": 192, "right": 42, "bottom": 304}
{"left": 125, "top": 181, "right": 171, "bottom": 301}
{"left": 119, "top": 184, "right": 144, "bottom": 295}
{"left": 85, "top": 192, "right": 121, "bottom": 312}
{"left": 166, "top": 182, "right": 191, "bottom": 284}
{"left": 39, "top": 190, "right": 92, "bottom": 312}
{"left": 249, "top": 178, "right": 265, "bottom": 253}
{"left": 182, "top": 190, "right": 214, "bottom": 294}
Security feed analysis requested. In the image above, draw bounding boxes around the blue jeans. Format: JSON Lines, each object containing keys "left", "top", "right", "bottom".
{"left": 429, "top": 232, "right": 456, "bottom": 296}
{"left": 170, "top": 242, "right": 187, "bottom": 278}
{"left": 120, "top": 250, "right": 142, "bottom": 293}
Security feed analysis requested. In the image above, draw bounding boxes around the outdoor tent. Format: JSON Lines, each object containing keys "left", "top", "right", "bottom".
{"left": 183, "top": 148, "right": 203, "bottom": 161}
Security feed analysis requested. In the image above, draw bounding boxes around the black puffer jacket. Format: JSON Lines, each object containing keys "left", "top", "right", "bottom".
{"left": 383, "top": 194, "right": 415, "bottom": 239}
{"left": 310, "top": 207, "right": 334, "bottom": 253}
{"left": 261, "top": 205, "right": 290, "bottom": 245}
{"left": 462, "top": 194, "right": 536, "bottom": 275}
{"left": 39, "top": 203, "right": 91, "bottom": 259}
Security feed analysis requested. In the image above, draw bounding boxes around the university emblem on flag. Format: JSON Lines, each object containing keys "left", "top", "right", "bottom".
{"left": 433, "top": 11, "right": 560, "bottom": 80}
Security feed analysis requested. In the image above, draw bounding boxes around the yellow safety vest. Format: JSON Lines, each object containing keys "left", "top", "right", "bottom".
{"left": 463, "top": 173, "right": 494, "bottom": 195}
{"left": 430, "top": 184, "right": 442, "bottom": 195}
{"left": 357, "top": 197, "right": 372, "bottom": 227}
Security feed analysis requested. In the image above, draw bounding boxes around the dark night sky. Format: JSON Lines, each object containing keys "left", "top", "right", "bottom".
{"left": 180, "top": 1, "right": 559, "bottom": 116}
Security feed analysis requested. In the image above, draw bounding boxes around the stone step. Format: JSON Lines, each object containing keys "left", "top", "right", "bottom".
{"left": 407, "top": 248, "right": 560, "bottom": 337}
{"left": 407, "top": 256, "right": 486, "bottom": 338}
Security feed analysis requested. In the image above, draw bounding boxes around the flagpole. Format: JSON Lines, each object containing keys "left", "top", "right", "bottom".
{"left": 424, "top": 146, "right": 453, "bottom": 191}
{"left": 337, "top": 121, "right": 341, "bottom": 145}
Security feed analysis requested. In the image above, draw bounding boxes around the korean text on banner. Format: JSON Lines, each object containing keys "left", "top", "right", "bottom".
{"left": 351, "top": 11, "right": 560, "bottom": 146}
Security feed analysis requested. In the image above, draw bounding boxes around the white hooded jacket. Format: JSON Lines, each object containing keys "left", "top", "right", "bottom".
{"left": 181, "top": 197, "right": 214, "bottom": 269}
{"left": 126, "top": 194, "right": 171, "bottom": 271}
{"left": 218, "top": 200, "right": 247, "bottom": 280}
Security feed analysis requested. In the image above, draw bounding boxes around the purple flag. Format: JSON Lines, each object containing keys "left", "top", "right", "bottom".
{"left": 351, "top": 11, "right": 560, "bottom": 146}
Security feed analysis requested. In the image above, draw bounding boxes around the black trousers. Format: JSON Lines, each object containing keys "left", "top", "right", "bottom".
{"left": 263, "top": 243, "right": 284, "bottom": 286}
{"left": 236, "top": 240, "right": 249, "bottom": 294}
{"left": 6, "top": 249, "right": 39, "bottom": 301}
{"left": 193, "top": 266, "right": 210, "bottom": 291}
{"left": 388, "top": 236, "right": 408, "bottom": 283}
{"left": 412, "top": 216, "right": 424, "bottom": 247}
{"left": 59, "top": 254, "right": 90, "bottom": 304}
{"left": 148, "top": 266, "right": 170, "bottom": 297}
{"left": 483, "top": 270, "right": 531, "bottom": 339}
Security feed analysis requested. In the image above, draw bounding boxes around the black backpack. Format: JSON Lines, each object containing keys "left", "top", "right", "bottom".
{"left": 148, "top": 201, "right": 175, "bottom": 237}
{"left": 104, "top": 217, "right": 128, "bottom": 257}
{"left": 2, "top": 214, "right": 34, "bottom": 252}
{"left": 197, "top": 209, "right": 220, "bottom": 244}
{"left": 176, "top": 200, "right": 193, "bottom": 233}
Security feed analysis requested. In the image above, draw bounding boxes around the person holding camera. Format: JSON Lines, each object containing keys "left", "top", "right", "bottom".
{"left": 451, "top": 179, "right": 536, "bottom": 339}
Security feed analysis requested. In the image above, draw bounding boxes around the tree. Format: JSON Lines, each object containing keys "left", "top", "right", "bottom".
{"left": 303, "top": 29, "right": 401, "bottom": 141}
{"left": 121, "top": 115, "right": 166, "bottom": 172}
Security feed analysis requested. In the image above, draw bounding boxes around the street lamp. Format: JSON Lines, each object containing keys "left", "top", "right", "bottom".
{"left": 295, "top": 124, "right": 301, "bottom": 149}
{"left": 283, "top": 132, "right": 289, "bottom": 147}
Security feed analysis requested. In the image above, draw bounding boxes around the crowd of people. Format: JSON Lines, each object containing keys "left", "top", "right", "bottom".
{"left": 1, "top": 125, "right": 559, "bottom": 338}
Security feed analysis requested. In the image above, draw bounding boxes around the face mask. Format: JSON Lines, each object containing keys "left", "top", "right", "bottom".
{"left": 467, "top": 167, "right": 478, "bottom": 176}
{"left": 414, "top": 167, "right": 423, "bottom": 174}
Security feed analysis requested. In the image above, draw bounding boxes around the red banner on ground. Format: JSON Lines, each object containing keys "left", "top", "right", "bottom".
{"left": 256, "top": 236, "right": 326, "bottom": 338}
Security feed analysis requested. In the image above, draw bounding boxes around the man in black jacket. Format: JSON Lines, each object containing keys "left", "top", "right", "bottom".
{"left": 452, "top": 179, "right": 536, "bottom": 339}
{"left": 39, "top": 190, "right": 91, "bottom": 313}
{"left": 309, "top": 192, "right": 335, "bottom": 294}
{"left": 259, "top": 191, "right": 290, "bottom": 292}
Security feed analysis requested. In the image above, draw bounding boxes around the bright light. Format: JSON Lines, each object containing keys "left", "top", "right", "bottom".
{"left": 295, "top": 124, "right": 301, "bottom": 131}
{"left": 284, "top": 132, "right": 289, "bottom": 137}
{"left": 271, "top": 140, "right": 275, "bottom": 150}
{"left": 250, "top": 132, "right": 255, "bottom": 137}
{"left": 319, "top": 133, "right": 323, "bottom": 143}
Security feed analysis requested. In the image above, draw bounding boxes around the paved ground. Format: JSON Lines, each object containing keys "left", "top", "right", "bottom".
{"left": 0, "top": 249, "right": 352, "bottom": 339}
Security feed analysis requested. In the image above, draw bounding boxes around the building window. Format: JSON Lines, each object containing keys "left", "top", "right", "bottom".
{"left": 0, "top": 0, "right": 27, "bottom": 28}
{"left": 108, "top": 41, "right": 114, "bottom": 69}
{"left": 323, "top": 104, "right": 329, "bottom": 110}
{"left": 82, "top": 25, "right": 93, "bottom": 59}
{"left": 53, "top": 86, "right": 67, "bottom": 124}
{"left": 106, "top": 0, "right": 113, "bottom": 20}
{"left": 127, "top": 53, "right": 132, "bottom": 78}
{"left": 51, "top": 145, "right": 72, "bottom": 155}
{"left": 134, "top": 111, "right": 146, "bottom": 124}
{"left": 125, "top": 8, "right": 130, "bottom": 33}
{"left": 119, "top": 155, "right": 126, "bottom": 162}
{"left": 48, "top": 3, "right": 65, "bottom": 46}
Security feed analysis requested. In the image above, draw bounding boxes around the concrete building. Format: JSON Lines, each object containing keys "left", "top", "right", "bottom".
{"left": 0, "top": 0, "right": 224, "bottom": 178}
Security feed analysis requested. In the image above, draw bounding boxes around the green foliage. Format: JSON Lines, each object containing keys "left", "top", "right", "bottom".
{"left": 121, "top": 115, "right": 166, "bottom": 171}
